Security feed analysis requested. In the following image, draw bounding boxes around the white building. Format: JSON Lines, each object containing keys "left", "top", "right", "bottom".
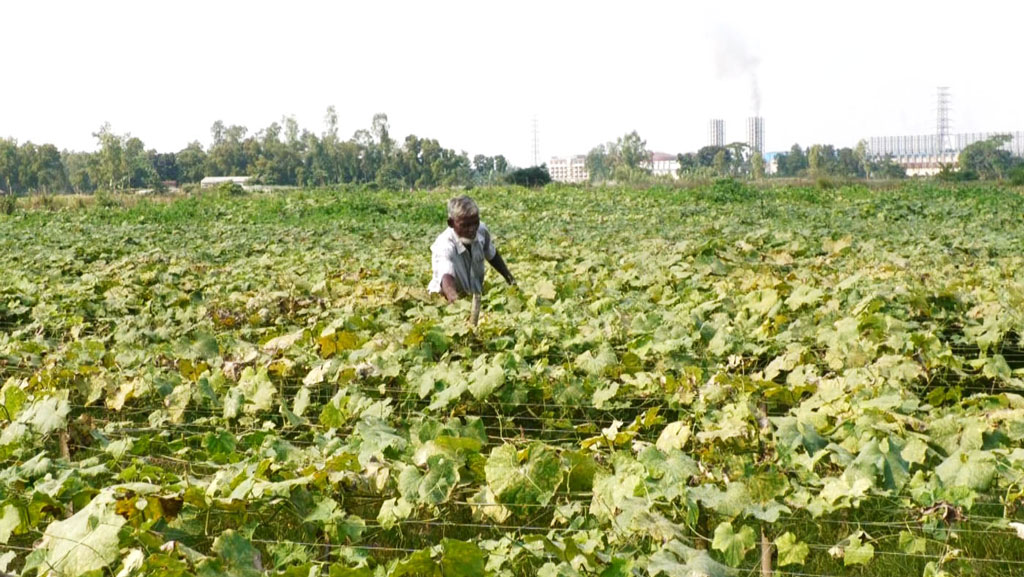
{"left": 200, "top": 176, "right": 252, "bottom": 188}
{"left": 649, "top": 152, "right": 680, "bottom": 178}
{"left": 548, "top": 156, "right": 588, "bottom": 183}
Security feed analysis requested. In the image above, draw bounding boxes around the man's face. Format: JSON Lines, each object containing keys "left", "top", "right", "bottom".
{"left": 449, "top": 213, "right": 479, "bottom": 246}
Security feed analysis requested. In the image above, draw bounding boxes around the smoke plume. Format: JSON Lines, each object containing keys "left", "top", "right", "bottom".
{"left": 714, "top": 25, "right": 761, "bottom": 116}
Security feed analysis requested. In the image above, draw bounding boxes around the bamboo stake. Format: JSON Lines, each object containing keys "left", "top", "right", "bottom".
{"left": 761, "top": 527, "right": 772, "bottom": 577}
{"left": 470, "top": 293, "right": 481, "bottom": 327}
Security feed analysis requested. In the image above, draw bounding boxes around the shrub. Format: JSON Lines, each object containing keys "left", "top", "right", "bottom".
{"left": 94, "top": 189, "right": 119, "bottom": 208}
{"left": 504, "top": 166, "right": 551, "bottom": 188}
{"left": 217, "top": 182, "right": 246, "bottom": 196}
{"left": 1010, "top": 165, "right": 1024, "bottom": 186}
{"left": 705, "top": 177, "right": 753, "bottom": 202}
{"left": 0, "top": 193, "right": 15, "bottom": 215}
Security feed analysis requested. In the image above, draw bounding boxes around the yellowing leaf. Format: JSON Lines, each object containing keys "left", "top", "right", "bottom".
{"left": 535, "top": 279, "right": 557, "bottom": 300}
{"left": 656, "top": 421, "right": 691, "bottom": 452}
{"left": 774, "top": 532, "right": 809, "bottom": 566}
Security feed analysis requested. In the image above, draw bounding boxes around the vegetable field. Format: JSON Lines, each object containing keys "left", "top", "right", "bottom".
{"left": 3, "top": 183, "right": 1024, "bottom": 577}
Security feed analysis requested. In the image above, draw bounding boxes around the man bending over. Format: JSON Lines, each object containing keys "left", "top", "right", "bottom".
{"left": 428, "top": 195, "right": 515, "bottom": 303}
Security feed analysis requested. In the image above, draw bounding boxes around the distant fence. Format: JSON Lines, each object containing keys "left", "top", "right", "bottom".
{"left": 867, "top": 131, "right": 1024, "bottom": 159}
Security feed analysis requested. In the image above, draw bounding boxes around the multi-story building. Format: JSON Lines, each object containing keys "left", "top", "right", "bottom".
{"left": 746, "top": 117, "right": 765, "bottom": 152}
{"left": 649, "top": 152, "right": 680, "bottom": 178}
{"left": 548, "top": 155, "right": 588, "bottom": 183}
{"left": 708, "top": 119, "right": 725, "bottom": 147}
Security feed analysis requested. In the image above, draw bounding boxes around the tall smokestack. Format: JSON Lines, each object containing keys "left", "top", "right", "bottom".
{"left": 746, "top": 117, "right": 764, "bottom": 152}
{"left": 708, "top": 119, "right": 725, "bottom": 147}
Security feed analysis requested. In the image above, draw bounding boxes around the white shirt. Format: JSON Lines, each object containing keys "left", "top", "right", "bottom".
{"left": 428, "top": 222, "right": 497, "bottom": 295}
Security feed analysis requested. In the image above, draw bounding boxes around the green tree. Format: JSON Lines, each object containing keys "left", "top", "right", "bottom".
{"left": 959, "top": 134, "right": 1016, "bottom": 180}
{"left": 676, "top": 152, "right": 698, "bottom": 176}
{"left": 872, "top": 155, "right": 907, "bottom": 179}
{"left": 585, "top": 145, "right": 611, "bottom": 182}
{"left": 713, "top": 149, "right": 728, "bottom": 176}
{"left": 854, "top": 140, "right": 871, "bottom": 178}
{"left": 176, "top": 141, "right": 207, "bottom": 183}
{"left": 808, "top": 145, "right": 822, "bottom": 177}
{"left": 151, "top": 151, "right": 179, "bottom": 183}
{"left": 206, "top": 121, "right": 249, "bottom": 177}
{"left": 750, "top": 150, "right": 765, "bottom": 180}
{"left": 62, "top": 151, "right": 95, "bottom": 193}
{"left": 776, "top": 144, "right": 807, "bottom": 177}
{"left": 494, "top": 155, "right": 508, "bottom": 174}
{"left": 0, "top": 138, "right": 18, "bottom": 193}
{"left": 505, "top": 165, "right": 551, "bottom": 187}
{"left": 124, "top": 137, "right": 157, "bottom": 188}
{"left": 835, "top": 147, "right": 862, "bottom": 178}
{"left": 93, "top": 123, "right": 128, "bottom": 191}
{"left": 696, "top": 145, "right": 727, "bottom": 168}
{"left": 616, "top": 131, "right": 649, "bottom": 173}
{"left": 33, "top": 144, "right": 68, "bottom": 192}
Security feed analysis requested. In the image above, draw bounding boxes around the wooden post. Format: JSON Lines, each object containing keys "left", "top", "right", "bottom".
{"left": 761, "top": 527, "right": 772, "bottom": 577}
{"left": 59, "top": 430, "right": 71, "bottom": 460}
{"left": 470, "top": 293, "right": 481, "bottom": 327}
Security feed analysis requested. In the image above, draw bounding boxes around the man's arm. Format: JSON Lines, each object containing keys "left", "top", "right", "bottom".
{"left": 487, "top": 250, "right": 515, "bottom": 285}
{"left": 440, "top": 274, "right": 459, "bottom": 303}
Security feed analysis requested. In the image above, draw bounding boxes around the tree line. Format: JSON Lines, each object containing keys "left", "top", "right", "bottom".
{"left": 0, "top": 109, "right": 513, "bottom": 194}
{"left": 581, "top": 131, "right": 1024, "bottom": 184}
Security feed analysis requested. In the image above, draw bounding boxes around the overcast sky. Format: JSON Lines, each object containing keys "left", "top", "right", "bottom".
{"left": 4, "top": 0, "right": 1022, "bottom": 166}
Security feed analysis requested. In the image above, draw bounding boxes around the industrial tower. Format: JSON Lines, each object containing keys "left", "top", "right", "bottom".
{"left": 936, "top": 87, "right": 951, "bottom": 153}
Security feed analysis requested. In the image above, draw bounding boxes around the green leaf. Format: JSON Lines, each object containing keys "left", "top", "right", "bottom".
{"left": 468, "top": 356, "right": 505, "bottom": 399}
{"left": 842, "top": 531, "right": 874, "bottom": 566}
{"left": 25, "top": 396, "right": 71, "bottom": 436}
{"left": 0, "top": 551, "right": 15, "bottom": 573}
{"left": 901, "top": 437, "right": 929, "bottom": 465}
{"left": 328, "top": 564, "right": 373, "bottom": 577}
{"left": 785, "top": 284, "right": 823, "bottom": 310}
{"left": 234, "top": 367, "right": 276, "bottom": 415}
{"left": 774, "top": 532, "right": 809, "bottom": 566}
{"left": 538, "top": 561, "right": 581, "bottom": 577}
{"left": 378, "top": 497, "right": 414, "bottom": 529}
{"left": 575, "top": 346, "right": 617, "bottom": 376}
{"left": 391, "top": 549, "right": 437, "bottom": 577}
{"left": 935, "top": 449, "right": 996, "bottom": 490}
{"left": 439, "top": 539, "right": 486, "bottom": 577}
{"left": 899, "top": 530, "right": 927, "bottom": 555}
{"left": 304, "top": 497, "right": 341, "bottom": 524}
{"left": 34, "top": 490, "right": 125, "bottom": 576}
{"left": 599, "top": 557, "right": 633, "bottom": 577}
{"left": 0, "top": 382, "right": 27, "bottom": 421}
{"left": 711, "top": 522, "right": 756, "bottom": 567}
{"left": 0, "top": 503, "right": 21, "bottom": 544}
{"left": 263, "top": 328, "right": 305, "bottom": 352}
{"left": 486, "top": 443, "right": 563, "bottom": 510}
{"left": 212, "top": 530, "right": 263, "bottom": 577}
{"left": 193, "top": 334, "right": 220, "bottom": 359}
{"left": 399, "top": 455, "right": 459, "bottom": 505}
{"left": 205, "top": 430, "right": 237, "bottom": 458}
{"left": 649, "top": 539, "right": 736, "bottom": 577}
{"left": 419, "top": 456, "right": 460, "bottom": 505}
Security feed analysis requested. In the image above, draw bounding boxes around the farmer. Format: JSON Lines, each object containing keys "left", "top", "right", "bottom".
{"left": 428, "top": 195, "right": 515, "bottom": 303}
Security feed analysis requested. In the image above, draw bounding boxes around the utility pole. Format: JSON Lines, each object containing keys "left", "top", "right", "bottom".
{"left": 936, "top": 87, "right": 951, "bottom": 153}
{"left": 531, "top": 115, "right": 539, "bottom": 167}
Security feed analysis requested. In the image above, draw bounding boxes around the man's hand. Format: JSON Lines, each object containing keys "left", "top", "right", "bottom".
{"left": 440, "top": 274, "right": 459, "bottom": 303}
{"left": 488, "top": 251, "right": 515, "bottom": 287}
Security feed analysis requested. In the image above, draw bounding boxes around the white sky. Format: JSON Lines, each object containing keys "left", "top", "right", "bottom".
{"left": 3, "top": 0, "right": 1022, "bottom": 166}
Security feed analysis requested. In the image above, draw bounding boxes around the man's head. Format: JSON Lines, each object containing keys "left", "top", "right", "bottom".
{"left": 447, "top": 196, "right": 480, "bottom": 246}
